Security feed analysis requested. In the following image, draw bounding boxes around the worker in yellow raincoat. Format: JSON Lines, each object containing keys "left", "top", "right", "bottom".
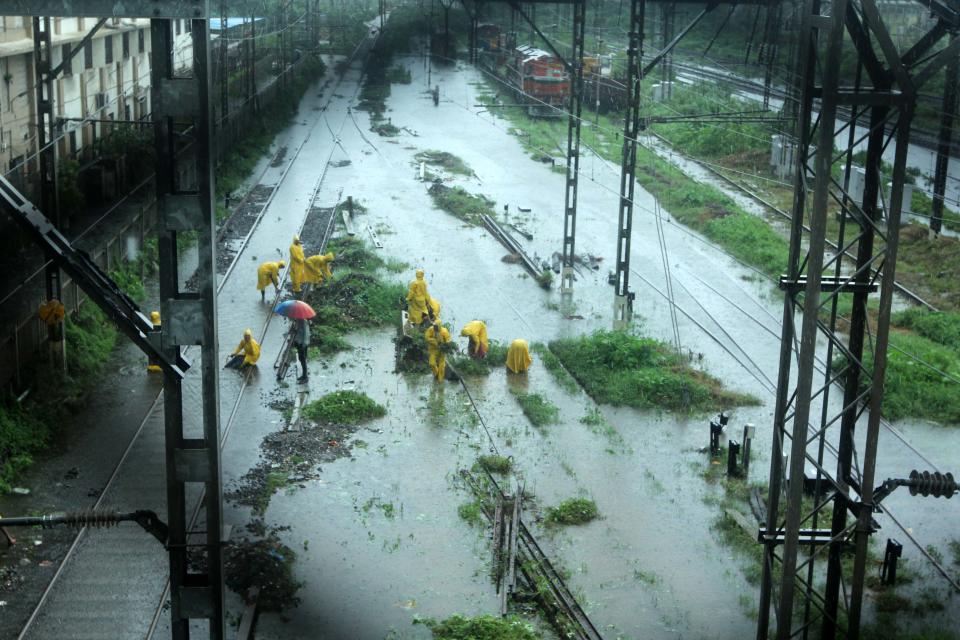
{"left": 424, "top": 321, "right": 452, "bottom": 381}
{"left": 227, "top": 329, "right": 261, "bottom": 368}
{"left": 460, "top": 320, "right": 489, "bottom": 359}
{"left": 427, "top": 296, "right": 441, "bottom": 322}
{"left": 256, "top": 260, "right": 286, "bottom": 302}
{"left": 289, "top": 235, "right": 306, "bottom": 295}
{"left": 506, "top": 338, "right": 532, "bottom": 373}
{"left": 406, "top": 269, "right": 430, "bottom": 325}
{"left": 303, "top": 252, "right": 335, "bottom": 286}
{"left": 147, "top": 311, "right": 162, "bottom": 372}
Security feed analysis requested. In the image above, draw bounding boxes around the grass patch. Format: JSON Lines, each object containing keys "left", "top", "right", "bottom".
{"left": 1, "top": 304, "right": 118, "bottom": 493}
{"left": 414, "top": 150, "right": 473, "bottom": 176}
{"left": 535, "top": 269, "right": 554, "bottom": 290}
{"left": 386, "top": 64, "right": 411, "bottom": 84}
{"left": 550, "top": 331, "right": 759, "bottom": 413}
{"left": 544, "top": 498, "right": 599, "bottom": 526}
{"left": 427, "top": 183, "right": 496, "bottom": 225}
{"left": 414, "top": 614, "right": 540, "bottom": 640}
{"left": 532, "top": 343, "right": 578, "bottom": 394}
{"left": 511, "top": 390, "right": 560, "bottom": 428}
{"left": 892, "top": 307, "right": 960, "bottom": 347}
{"left": 301, "top": 390, "right": 385, "bottom": 425}
{"left": 457, "top": 500, "right": 484, "bottom": 527}
{"left": 448, "top": 340, "right": 509, "bottom": 376}
{"left": 476, "top": 454, "right": 513, "bottom": 474}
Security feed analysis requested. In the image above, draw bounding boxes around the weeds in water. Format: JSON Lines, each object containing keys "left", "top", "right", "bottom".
{"left": 457, "top": 500, "right": 484, "bottom": 527}
{"left": 633, "top": 569, "right": 660, "bottom": 584}
{"left": 414, "top": 614, "right": 540, "bottom": 640}
{"left": 550, "top": 331, "right": 759, "bottom": 413}
{"left": 545, "top": 498, "right": 599, "bottom": 526}
{"left": 511, "top": 390, "right": 560, "bottom": 428}
{"left": 535, "top": 269, "right": 554, "bottom": 290}
{"left": 427, "top": 183, "right": 496, "bottom": 225}
{"left": 476, "top": 454, "right": 513, "bottom": 474}
{"left": 301, "top": 390, "right": 385, "bottom": 425}
{"left": 224, "top": 530, "right": 303, "bottom": 612}
{"left": 414, "top": 150, "right": 473, "bottom": 176}
{"left": 449, "top": 340, "right": 509, "bottom": 376}
{"left": 386, "top": 65, "right": 411, "bottom": 84}
{"left": 532, "top": 343, "right": 578, "bottom": 394}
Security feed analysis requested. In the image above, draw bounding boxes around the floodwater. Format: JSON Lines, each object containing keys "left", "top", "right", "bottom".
{"left": 210, "top": 42, "right": 959, "bottom": 640}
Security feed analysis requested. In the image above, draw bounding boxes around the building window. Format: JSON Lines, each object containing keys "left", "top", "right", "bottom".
{"left": 185, "top": 20, "right": 192, "bottom": 33}
{"left": 61, "top": 43, "right": 73, "bottom": 76}
{"left": 84, "top": 40, "right": 93, "bottom": 69}
{"left": 138, "top": 29, "right": 145, "bottom": 54}
{"left": 122, "top": 32, "right": 129, "bottom": 59}
{"left": 175, "top": 20, "right": 181, "bottom": 36}
{"left": 68, "top": 130, "right": 77, "bottom": 155}
{"left": 104, "top": 35, "right": 113, "bottom": 64}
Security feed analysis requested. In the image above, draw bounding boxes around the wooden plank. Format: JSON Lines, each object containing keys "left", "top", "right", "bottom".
{"left": 235, "top": 587, "right": 260, "bottom": 640}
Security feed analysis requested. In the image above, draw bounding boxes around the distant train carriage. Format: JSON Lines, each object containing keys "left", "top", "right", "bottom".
{"left": 509, "top": 45, "right": 569, "bottom": 117}
{"left": 477, "top": 23, "right": 501, "bottom": 52}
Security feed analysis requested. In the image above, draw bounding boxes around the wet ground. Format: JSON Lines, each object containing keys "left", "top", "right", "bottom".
{"left": 5, "top": 22, "right": 957, "bottom": 640}
{"left": 235, "top": 45, "right": 960, "bottom": 640}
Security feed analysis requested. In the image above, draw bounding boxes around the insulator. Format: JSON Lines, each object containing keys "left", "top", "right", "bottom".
{"left": 64, "top": 510, "right": 123, "bottom": 529}
{"left": 908, "top": 470, "right": 957, "bottom": 499}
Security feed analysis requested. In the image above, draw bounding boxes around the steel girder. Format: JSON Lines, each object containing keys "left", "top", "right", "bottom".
{"left": 757, "top": 2, "right": 959, "bottom": 639}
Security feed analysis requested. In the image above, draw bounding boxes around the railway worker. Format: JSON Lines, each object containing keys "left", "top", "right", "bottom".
{"left": 303, "top": 251, "right": 336, "bottom": 287}
{"left": 406, "top": 269, "right": 430, "bottom": 325}
{"left": 293, "top": 318, "right": 310, "bottom": 383}
{"left": 289, "top": 235, "right": 306, "bottom": 296}
{"left": 427, "top": 296, "right": 442, "bottom": 323}
{"left": 460, "top": 320, "right": 489, "bottom": 359}
{"left": 424, "top": 320, "right": 452, "bottom": 381}
{"left": 506, "top": 338, "right": 532, "bottom": 374}
{"left": 227, "top": 329, "right": 260, "bottom": 369}
{"left": 147, "top": 311, "right": 162, "bottom": 372}
{"left": 256, "top": 260, "right": 286, "bottom": 302}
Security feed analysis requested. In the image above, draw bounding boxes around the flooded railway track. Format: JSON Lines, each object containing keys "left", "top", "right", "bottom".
{"left": 17, "top": 33, "right": 377, "bottom": 640}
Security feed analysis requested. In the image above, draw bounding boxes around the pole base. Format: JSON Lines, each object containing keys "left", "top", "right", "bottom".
{"left": 613, "top": 294, "right": 632, "bottom": 330}
{"left": 560, "top": 266, "right": 574, "bottom": 294}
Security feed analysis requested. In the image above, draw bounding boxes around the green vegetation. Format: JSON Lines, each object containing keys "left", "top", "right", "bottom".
{"left": 550, "top": 331, "right": 759, "bottom": 413}
{"left": 476, "top": 454, "right": 513, "bottom": 474}
{"left": 414, "top": 150, "right": 473, "bottom": 176}
{"left": 1, "top": 304, "right": 119, "bottom": 493}
{"left": 511, "top": 390, "right": 560, "bottom": 428}
{"left": 427, "top": 183, "right": 497, "bottom": 225}
{"left": 109, "top": 237, "right": 158, "bottom": 302}
{"left": 386, "top": 64, "right": 412, "bottom": 84}
{"left": 301, "top": 390, "right": 385, "bottom": 425}
{"left": 535, "top": 269, "right": 554, "bottom": 290}
{"left": 303, "top": 237, "right": 405, "bottom": 356}
{"left": 449, "top": 340, "right": 509, "bottom": 376}
{"left": 531, "top": 343, "right": 578, "bottom": 394}
{"left": 544, "top": 498, "right": 599, "bottom": 526}
{"left": 457, "top": 500, "right": 484, "bottom": 527}
{"left": 414, "top": 614, "right": 540, "bottom": 640}
{"left": 892, "top": 307, "right": 960, "bottom": 347}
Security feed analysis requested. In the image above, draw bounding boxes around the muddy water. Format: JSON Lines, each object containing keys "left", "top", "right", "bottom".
{"left": 230, "top": 48, "right": 959, "bottom": 640}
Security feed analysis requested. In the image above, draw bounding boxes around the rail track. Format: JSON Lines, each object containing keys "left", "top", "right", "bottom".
{"left": 16, "top": 31, "right": 377, "bottom": 640}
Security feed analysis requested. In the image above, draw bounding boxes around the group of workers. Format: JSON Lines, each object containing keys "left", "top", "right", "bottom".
{"left": 406, "top": 269, "right": 532, "bottom": 381}
{"left": 161, "top": 238, "right": 528, "bottom": 387}
{"left": 223, "top": 235, "right": 336, "bottom": 379}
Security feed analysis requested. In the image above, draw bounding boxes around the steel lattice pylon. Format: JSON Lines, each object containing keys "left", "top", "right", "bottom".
{"left": 757, "top": 2, "right": 960, "bottom": 639}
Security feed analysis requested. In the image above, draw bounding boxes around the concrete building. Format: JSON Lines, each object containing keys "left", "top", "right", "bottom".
{"left": 0, "top": 16, "right": 193, "bottom": 193}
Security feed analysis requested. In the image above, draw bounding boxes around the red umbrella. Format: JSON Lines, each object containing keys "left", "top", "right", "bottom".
{"left": 273, "top": 300, "right": 316, "bottom": 320}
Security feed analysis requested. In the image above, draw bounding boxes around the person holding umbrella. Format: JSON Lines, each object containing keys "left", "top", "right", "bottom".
{"left": 274, "top": 299, "right": 316, "bottom": 383}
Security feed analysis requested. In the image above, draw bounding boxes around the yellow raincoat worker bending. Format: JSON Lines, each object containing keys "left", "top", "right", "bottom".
{"left": 147, "top": 311, "right": 162, "bottom": 372}
{"left": 460, "top": 320, "right": 488, "bottom": 359}
{"left": 289, "top": 236, "right": 306, "bottom": 294}
{"left": 303, "top": 252, "right": 335, "bottom": 285}
{"left": 227, "top": 329, "right": 261, "bottom": 368}
{"left": 256, "top": 260, "right": 286, "bottom": 301}
{"left": 406, "top": 269, "right": 430, "bottom": 325}
{"left": 428, "top": 296, "right": 441, "bottom": 322}
{"left": 424, "top": 322, "right": 452, "bottom": 381}
{"left": 506, "top": 338, "right": 532, "bottom": 373}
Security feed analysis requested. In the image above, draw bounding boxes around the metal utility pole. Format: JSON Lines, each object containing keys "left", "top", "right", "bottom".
{"left": 560, "top": 0, "right": 586, "bottom": 293}
{"left": 613, "top": 0, "right": 644, "bottom": 328}
{"left": 151, "top": 13, "right": 225, "bottom": 639}
{"left": 756, "top": 1, "right": 960, "bottom": 639}
{"left": 659, "top": 2, "right": 674, "bottom": 99}
{"left": 32, "top": 16, "right": 66, "bottom": 372}
{"left": 250, "top": 12, "right": 259, "bottom": 111}
{"left": 930, "top": 31, "right": 958, "bottom": 235}
{"left": 220, "top": 0, "right": 229, "bottom": 120}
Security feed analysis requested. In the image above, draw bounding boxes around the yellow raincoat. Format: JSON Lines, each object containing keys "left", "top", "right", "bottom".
{"left": 424, "top": 323, "right": 451, "bottom": 381}
{"left": 460, "top": 320, "right": 489, "bottom": 358}
{"left": 256, "top": 261, "right": 285, "bottom": 292}
{"left": 406, "top": 269, "right": 430, "bottom": 324}
{"left": 148, "top": 311, "right": 162, "bottom": 372}
{"left": 303, "top": 252, "right": 335, "bottom": 285}
{"left": 232, "top": 330, "right": 261, "bottom": 366}
{"left": 506, "top": 339, "right": 532, "bottom": 374}
{"left": 289, "top": 237, "right": 306, "bottom": 293}
{"left": 428, "top": 296, "right": 441, "bottom": 322}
